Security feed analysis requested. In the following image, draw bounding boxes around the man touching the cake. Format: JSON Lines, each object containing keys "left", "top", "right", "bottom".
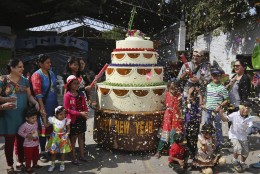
{"left": 177, "top": 48, "right": 211, "bottom": 97}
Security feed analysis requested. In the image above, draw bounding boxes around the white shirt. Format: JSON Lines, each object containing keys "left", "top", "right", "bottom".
{"left": 227, "top": 111, "right": 253, "bottom": 141}
{"left": 48, "top": 117, "right": 71, "bottom": 134}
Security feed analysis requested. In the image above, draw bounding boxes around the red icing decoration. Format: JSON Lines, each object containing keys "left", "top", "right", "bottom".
{"left": 113, "top": 48, "right": 156, "bottom": 52}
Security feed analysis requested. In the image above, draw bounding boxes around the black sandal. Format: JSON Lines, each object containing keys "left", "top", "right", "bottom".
{"left": 72, "top": 160, "right": 80, "bottom": 166}
{"left": 16, "top": 164, "right": 26, "bottom": 171}
{"left": 32, "top": 164, "right": 43, "bottom": 169}
{"left": 79, "top": 157, "right": 88, "bottom": 162}
{"left": 7, "top": 167, "right": 15, "bottom": 174}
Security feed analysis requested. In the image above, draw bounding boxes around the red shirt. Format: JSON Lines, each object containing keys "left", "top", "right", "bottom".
{"left": 168, "top": 143, "right": 185, "bottom": 163}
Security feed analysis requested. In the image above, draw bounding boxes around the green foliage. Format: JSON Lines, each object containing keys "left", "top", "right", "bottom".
{"left": 181, "top": 0, "right": 250, "bottom": 41}
{"left": 101, "top": 28, "right": 125, "bottom": 40}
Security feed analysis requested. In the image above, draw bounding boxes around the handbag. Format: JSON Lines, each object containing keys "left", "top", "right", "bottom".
{"left": 0, "top": 75, "right": 9, "bottom": 115}
{"left": 0, "top": 75, "right": 9, "bottom": 96}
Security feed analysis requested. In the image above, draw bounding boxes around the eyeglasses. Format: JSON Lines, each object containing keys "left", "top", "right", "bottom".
{"left": 233, "top": 65, "right": 241, "bottom": 67}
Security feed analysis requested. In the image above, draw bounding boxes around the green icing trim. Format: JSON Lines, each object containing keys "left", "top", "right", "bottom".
{"left": 103, "top": 82, "right": 166, "bottom": 87}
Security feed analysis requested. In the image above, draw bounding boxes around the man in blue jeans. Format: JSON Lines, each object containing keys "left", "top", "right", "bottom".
{"left": 203, "top": 68, "right": 229, "bottom": 152}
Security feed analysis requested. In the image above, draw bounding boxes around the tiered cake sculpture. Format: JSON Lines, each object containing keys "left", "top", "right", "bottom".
{"left": 94, "top": 30, "right": 166, "bottom": 151}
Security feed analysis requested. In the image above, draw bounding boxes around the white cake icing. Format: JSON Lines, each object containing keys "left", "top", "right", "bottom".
{"left": 106, "top": 66, "right": 163, "bottom": 84}
{"left": 116, "top": 37, "right": 153, "bottom": 49}
{"left": 97, "top": 30, "right": 166, "bottom": 112}
{"left": 97, "top": 84, "right": 165, "bottom": 112}
{"left": 111, "top": 51, "right": 158, "bottom": 64}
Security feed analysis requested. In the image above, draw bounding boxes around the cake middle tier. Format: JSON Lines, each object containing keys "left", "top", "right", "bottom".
{"left": 105, "top": 66, "right": 164, "bottom": 85}
{"left": 97, "top": 84, "right": 166, "bottom": 112}
{"left": 111, "top": 50, "right": 158, "bottom": 64}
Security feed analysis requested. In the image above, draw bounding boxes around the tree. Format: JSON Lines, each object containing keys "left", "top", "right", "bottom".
{"left": 180, "top": 0, "right": 255, "bottom": 41}
{"left": 101, "top": 28, "right": 125, "bottom": 40}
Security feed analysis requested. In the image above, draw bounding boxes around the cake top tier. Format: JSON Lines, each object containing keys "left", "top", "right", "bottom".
{"left": 126, "top": 30, "right": 145, "bottom": 39}
{"left": 116, "top": 30, "right": 153, "bottom": 49}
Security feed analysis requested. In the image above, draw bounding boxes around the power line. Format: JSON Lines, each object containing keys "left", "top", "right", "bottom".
{"left": 115, "top": 0, "right": 180, "bottom": 21}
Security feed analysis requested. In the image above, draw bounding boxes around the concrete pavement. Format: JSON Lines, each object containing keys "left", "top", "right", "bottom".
{"left": 0, "top": 103, "right": 260, "bottom": 173}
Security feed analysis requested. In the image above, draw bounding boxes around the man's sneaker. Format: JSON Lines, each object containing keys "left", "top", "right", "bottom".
{"left": 48, "top": 165, "right": 55, "bottom": 172}
{"left": 60, "top": 164, "right": 65, "bottom": 172}
{"left": 252, "top": 162, "right": 260, "bottom": 168}
{"left": 240, "top": 162, "right": 249, "bottom": 170}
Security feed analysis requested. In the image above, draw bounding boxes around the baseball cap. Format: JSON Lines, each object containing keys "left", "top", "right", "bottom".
{"left": 211, "top": 68, "right": 222, "bottom": 75}
{"left": 65, "top": 75, "right": 79, "bottom": 89}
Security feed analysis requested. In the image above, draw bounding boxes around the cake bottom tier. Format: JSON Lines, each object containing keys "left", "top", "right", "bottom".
{"left": 93, "top": 109, "right": 164, "bottom": 151}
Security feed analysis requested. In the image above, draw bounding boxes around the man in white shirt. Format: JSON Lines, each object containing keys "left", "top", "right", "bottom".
{"left": 216, "top": 100, "right": 254, "bottom": 173}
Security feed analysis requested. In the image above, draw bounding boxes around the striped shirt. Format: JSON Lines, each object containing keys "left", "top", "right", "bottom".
{"left": 206, "top": 82, "right": 229, "bottom": 110}
{"left": 18, "top": 122, "right": 39, "bottom": 147}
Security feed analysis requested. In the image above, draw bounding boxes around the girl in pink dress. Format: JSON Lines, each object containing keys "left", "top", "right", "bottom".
{"left": 64, "top": 75, "right": 89, "bottom": 165}
{"left": 155, "top": 81, "right": 184, "bottom": 158}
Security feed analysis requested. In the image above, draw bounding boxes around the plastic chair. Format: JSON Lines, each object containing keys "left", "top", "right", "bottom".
{"left": 56, "top": 75, "right": 64, "bottom": 95}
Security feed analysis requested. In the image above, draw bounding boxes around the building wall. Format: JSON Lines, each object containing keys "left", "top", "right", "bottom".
{"left": 0, "top": 26, "right": 16, "bottom": 74}
{"left": 194, "top": 19, "right": 260, "bottom": 75}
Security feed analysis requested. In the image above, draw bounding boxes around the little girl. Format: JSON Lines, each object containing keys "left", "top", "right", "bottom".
{"left": 43, "top": 106, "right": 71, "bottom": 172}
{"left": 185, "top": 85, "right": 204, "bottom": 158}
{"left": 18, "top": 108, "right": 42, "bottom": 174}
{"left": 155, "top": 80, "right": 184, "bottom": 158}
{"left": 64, "top": 75, "right": 88, "bottom": 165}
{"left": 192, "top": 123, "right": 226, "bottom": 174}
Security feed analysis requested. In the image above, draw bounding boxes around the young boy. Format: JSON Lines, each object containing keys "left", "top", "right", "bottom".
{"left": 216, "top": 100, "right": 254, "bottom": 173}
{"left": 168, "top": 132, "right": 189, "bottom": 174}
{"left": 203, "top": 68, "right": 229, "bottom": 151}
{"left": 18, "top": 108, "right": 42, "bottom": 174}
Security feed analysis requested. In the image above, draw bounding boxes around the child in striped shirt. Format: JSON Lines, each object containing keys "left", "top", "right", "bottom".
{"left": 203, "top": 69, "right": 229, "bottom": 152}
{"left": 18, "top": 108, "right": 42, "bottom": 174}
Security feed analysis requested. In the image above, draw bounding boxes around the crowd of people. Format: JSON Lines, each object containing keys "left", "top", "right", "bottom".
{"left": 0, "top": 55, "right": 93, "bottom": 174}
{"left": 155, "top": 49, "right": 259, "bottom": 174}
{"left": 0, "top": 49, "right": 259, "bottom": 174}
